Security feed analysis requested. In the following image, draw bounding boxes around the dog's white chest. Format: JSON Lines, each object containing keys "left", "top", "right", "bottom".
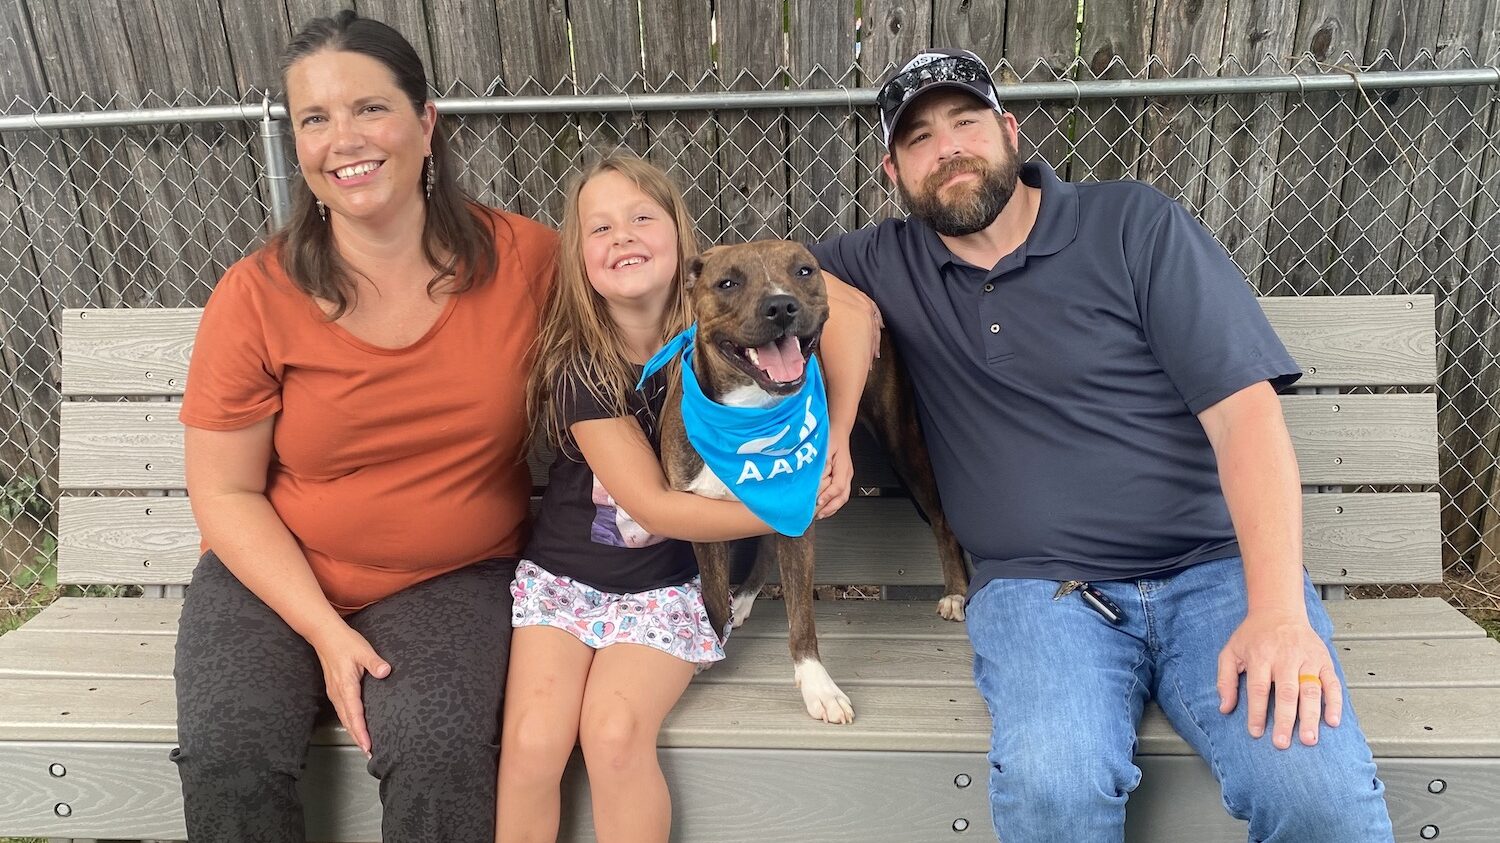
{"left": 685, "top": 465, "right": 737, "bottom": 501}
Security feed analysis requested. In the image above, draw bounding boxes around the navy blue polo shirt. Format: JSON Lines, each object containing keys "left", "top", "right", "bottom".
{"left": 810, "top": 162, "right": 1301, "bottom": 594}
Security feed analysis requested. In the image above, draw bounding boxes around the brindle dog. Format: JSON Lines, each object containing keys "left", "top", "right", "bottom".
{"left": 661, "top": 240, "right": 968, "bottom": 724}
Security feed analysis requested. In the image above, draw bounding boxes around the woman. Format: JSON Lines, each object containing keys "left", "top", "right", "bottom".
{"left": 170, "top": 12, "right": 554, "bottom": 841}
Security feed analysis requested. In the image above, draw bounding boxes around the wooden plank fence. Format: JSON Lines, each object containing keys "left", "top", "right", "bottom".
{"left": 3, "top": 0, "right": 1500, "bottom": 592}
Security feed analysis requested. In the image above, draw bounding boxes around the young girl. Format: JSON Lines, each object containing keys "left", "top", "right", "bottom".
{"left": 495, "top": 154, "right": 875, "bottom": 843}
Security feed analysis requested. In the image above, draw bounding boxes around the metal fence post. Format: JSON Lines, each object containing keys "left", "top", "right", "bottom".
{"left": 258, "top": 95, "right": 293, "bottom": 230}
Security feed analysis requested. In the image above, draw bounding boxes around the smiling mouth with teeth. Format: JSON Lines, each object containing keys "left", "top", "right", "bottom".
{"left": 718, "top": 330, "right": 822, "bottom": 394}
{"left": 332, "top": 161, "right": 383, "bottom": 180}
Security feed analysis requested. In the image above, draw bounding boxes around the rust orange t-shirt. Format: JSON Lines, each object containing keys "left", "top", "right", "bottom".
{"left": 180, "top": 208, "right": 556, "bottom": 611}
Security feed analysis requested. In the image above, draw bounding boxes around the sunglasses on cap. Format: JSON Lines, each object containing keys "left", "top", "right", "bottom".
{"left": 876, "top": 53, "right": 1001, "bottom": 117}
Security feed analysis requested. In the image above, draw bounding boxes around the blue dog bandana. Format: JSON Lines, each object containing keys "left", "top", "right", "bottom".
{"left": 637, "top": 325, "right": 829, "bottom": 537}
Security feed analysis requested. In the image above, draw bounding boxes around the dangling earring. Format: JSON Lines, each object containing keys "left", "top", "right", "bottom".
{"left": 425, "top": 153, "right": 435, "bottom": 200}
{"left": 316, "top": 199, "right": 327, "bottom": 222}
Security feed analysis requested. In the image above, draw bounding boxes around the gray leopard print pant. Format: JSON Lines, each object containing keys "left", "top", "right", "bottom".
{"left": 171, "top": 551, "right": 514, "bottom": 842}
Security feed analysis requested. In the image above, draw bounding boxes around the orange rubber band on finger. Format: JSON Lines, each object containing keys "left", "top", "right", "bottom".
{"left": 1298, "top": 673, "right": 1321, "bottom": 685}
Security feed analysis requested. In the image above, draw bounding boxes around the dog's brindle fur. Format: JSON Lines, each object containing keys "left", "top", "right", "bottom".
{"left": 660, "top": 240, "right": 968, "bottom": 723}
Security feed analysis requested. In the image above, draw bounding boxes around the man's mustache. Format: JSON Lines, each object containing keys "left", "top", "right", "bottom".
{"left": 923, "top": 156, "right": 991, "bottom": 193}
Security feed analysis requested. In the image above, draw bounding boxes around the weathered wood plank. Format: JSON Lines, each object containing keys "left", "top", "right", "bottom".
{"left": 1440, "top": 0, "right": 1500, "bottom": 572}
{"left": 930, "top": 0, "right": 1005, "bottom": 68}
{"left": 56, "top": 296, "right": 1439, "bottom": 395}
{"left": 717, "top": 1, "right": 791, "bottom": 240}
{"left": 855, "top": 0, "right": 933, "bottom": 227}
{"left": 19, "top": 1, "right": 154, "bottom": 309}
{"left": 491, "top": 0, "right": 575, "bottom": 224}
{"left": 1198, "top": 0, "right": 1299, "bottom": 282}
{"left": 1257, "top": 0, "right": 1373, "bottom": 293}
{"left": 419, "top": 0, "right": 526, "bottom": 225}
{"left": 1387, "top": 0, "right": 1496, "bottom": 297}
{"left": 281, "top": 0, "right": 358, "bottom": 37}
{"left": 569, "top": 0, "right": 648, "bottom": 153}
{"left": 786, "top": 0, "right": 858, "bottom": 243}
{"left": 217, "top": 1, "right": 290, "bottom": 97}
{"left": 53, "top": 491, "right": 1442, "bottom": 587}
{"left": 3, "top": 677, "right": 1499, "bottom": 759}
{"left": 1001, "top": 0, "right": 1077, "bottom": 174}
{"left": 0, "top": 17, "right": 104, "bottom": 320}
{"left": 1076, "top": 0, "right": 1149, "bottom": 182}
{"left": 351, "top": 0, "right": 434, "bottom": 85}
{"left": 127, "top": 0, "right": 263, "bottom": 295}
{"left": 1319, "top": 0, "right": 1437, "bottom": 297}
{"left": 1139, "top": 0, "right": 1231, "bottom": 210}
{"left": 22, "top": 593, "right": 1485, "bottom": 642}
{"left": 638, "top": 0, "right": 719, "bottom": 241}
{"left": 0, "top": 140, "right": 62, "bottom": 508}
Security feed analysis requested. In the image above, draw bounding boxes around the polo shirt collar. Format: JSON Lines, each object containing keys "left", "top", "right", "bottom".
{"left": 920, "top": 160, "right": 1081, "bottom": 269}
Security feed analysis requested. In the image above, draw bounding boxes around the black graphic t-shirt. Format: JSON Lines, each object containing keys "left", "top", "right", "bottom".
{"left": 523, "top": 365, "right": 698, "bottom": 594}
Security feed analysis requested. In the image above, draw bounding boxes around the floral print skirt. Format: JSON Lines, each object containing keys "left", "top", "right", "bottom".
{"left": 510, "top": 559, "right": 726, "bottom": 665}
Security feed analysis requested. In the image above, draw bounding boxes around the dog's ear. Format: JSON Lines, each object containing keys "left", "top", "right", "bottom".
{"left": 686, "top": 246, "right": 724, "bottom": 289}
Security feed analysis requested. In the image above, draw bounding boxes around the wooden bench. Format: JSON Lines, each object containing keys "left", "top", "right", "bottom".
{"left": 2, "top": 295, "right": 1498, "bottom": 842}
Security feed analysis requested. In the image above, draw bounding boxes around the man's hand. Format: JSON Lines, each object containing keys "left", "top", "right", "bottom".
{"left": 1216, "top": 609, "right": 1342, "bottom": 749}
{"left": 309, "top": 620, "right": 391, "bottom": 757}
{"left": 816, "top": 434, "right": 854, "bottom": 519}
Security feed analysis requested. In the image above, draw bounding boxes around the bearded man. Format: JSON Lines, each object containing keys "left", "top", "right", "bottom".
{"left": 807, "top": 49, "right": 1394, "bottom": 842}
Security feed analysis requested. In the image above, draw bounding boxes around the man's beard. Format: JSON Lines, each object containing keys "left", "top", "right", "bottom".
{"left": 898, "top": 142, "right": 1020, "bottom": 237}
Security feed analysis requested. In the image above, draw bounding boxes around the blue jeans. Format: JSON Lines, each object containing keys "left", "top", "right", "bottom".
{"left": 966, "top": 556, "right": 1393, "bottom": 842}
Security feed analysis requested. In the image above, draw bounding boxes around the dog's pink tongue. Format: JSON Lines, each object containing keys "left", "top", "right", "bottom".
{"left": 753, "top": 335, "right": 805, "bottom": 383}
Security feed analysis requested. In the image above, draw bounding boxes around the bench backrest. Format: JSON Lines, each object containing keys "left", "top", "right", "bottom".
{"left": 56, "top": 295, "right": 1440, "bottom": 590}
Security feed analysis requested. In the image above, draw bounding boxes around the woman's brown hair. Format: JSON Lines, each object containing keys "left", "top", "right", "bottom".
{"left": 272, "top": 10, "right": 496, "bottom": 317}
{"left": 527, "top": 153, "right": 699, "bottom": 452}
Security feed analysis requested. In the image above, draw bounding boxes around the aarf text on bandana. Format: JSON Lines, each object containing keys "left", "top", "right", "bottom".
{"left": 638, "top": 325, "right": 830, "bottom": 536}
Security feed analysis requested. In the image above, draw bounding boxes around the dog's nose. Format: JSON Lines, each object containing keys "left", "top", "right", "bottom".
{"left": 762, "top": 295, "right": 800, "bottom": 327}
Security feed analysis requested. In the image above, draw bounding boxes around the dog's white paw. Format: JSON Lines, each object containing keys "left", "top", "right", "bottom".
{"left": 794, "top": 659, "right": 855, "bottom": 724}
{"left": 937, "top": 593, "right": 966, "bottom": 622}
{"left": 730, "top": 591, "right": 758, "bottom": 628}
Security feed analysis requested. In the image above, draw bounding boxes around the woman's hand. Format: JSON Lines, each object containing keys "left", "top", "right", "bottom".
{"left": 308, "top": 620, "right": 391, "bottom": 757}
{"left": 816, "top": 434, "right": 855, "bottom": 519}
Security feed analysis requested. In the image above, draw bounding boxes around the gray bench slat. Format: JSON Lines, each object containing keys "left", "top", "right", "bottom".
{"left": 57, "top": 297, "right": 1438, "bottom": 396}
{"left": 0, "top": 742, "right": 1491, "bottom": 842}
{"left": 60, "top": 308, "right": 197, "bottom": 396}
{"left": 1282, "top": 394, "right": 1438, "bottom": 484}
{"left": 7, "top": 624, "right": 1497, "bottom": 692}
{"left": 57, "top": 394, "right": 1440, "bottom": 490}
{"left": 56, "top": 492, "right": 1443, "bottom": 587}
{"left": 23, "top": 594, "right": 1482, "bottom": 642}
{"left": 3, "top": 677, "right": 1498, "bottom": 758}
{"left": 1260, "top": 295, "right": 1436, "bottom": 387}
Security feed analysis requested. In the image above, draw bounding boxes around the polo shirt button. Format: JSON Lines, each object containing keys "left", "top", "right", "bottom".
{"left": 983, "top": 283, "right": 994, "bottom": 293}
{"left": 989, "top": 323, "right": 1001, "bottom": 334}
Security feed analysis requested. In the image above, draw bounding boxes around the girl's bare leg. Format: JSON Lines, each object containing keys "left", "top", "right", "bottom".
{"left": 577, "top": 643, "right": 697, "bottom": 843}
{"left": 496, "top": 626, "right": 595, "bottom": 843}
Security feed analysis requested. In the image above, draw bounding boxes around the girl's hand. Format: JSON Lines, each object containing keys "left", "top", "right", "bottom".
{"left": 308, "top": 620, "right": 391, "bottom": 757}
{"left": 816, "top": 435, "right": 855, "bottom": 519}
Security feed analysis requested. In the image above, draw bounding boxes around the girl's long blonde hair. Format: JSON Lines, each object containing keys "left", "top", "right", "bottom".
{"left": 527, "top": 153, "right": 698, "bottom": 451}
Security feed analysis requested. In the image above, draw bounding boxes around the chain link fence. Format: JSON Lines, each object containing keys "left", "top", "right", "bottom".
{"left": 3, "top": 56, "right": 1499, "bottom": 623}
